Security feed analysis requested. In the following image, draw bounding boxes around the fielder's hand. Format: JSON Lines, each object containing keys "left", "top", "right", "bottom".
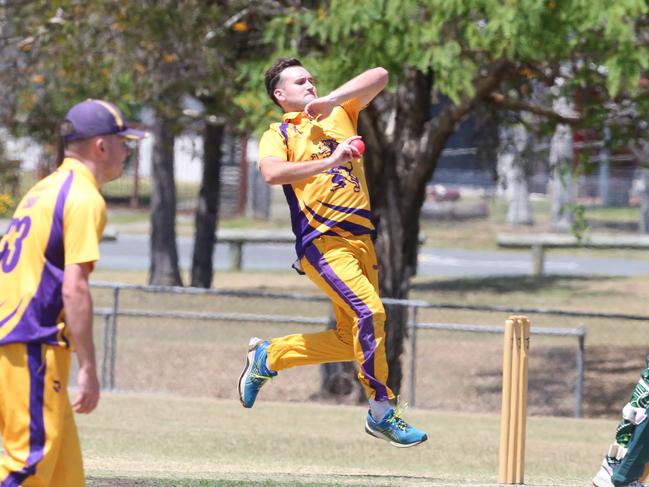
{"left": 73, "top": 366, "right": 100, "bottom": 414}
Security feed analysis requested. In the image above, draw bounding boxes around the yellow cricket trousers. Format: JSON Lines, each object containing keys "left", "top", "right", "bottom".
{"left": 267, "top": 234, "right": 395, "bottom": 402}
{"left": 0, "top": 343, "right": 84, "bottom": 487}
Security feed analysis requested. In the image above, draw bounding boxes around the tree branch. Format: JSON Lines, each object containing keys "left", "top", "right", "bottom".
{"left": 421, "top": 58, "right": 512, "bottom": 157}
{"left": 488, "top": 92, "right": 581, "bottom": 125}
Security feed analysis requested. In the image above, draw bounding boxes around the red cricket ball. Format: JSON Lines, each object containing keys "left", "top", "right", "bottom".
{"left": 350, "top": 139, "right": 365, "bottom": 155}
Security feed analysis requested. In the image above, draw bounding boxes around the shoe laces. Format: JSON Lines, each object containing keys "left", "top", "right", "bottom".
{"left": 387, "top": 396, "right": 410, "bottom": 431}
{"left": 249, "top": 371, "right": 273, "bottom": 384}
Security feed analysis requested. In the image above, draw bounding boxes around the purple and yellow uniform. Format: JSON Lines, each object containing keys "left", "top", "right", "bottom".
{"left": 0, "top": 157, "right": 106, "bottom": 487}
{"left": 258, "top": 99, "right": 394, "bottom": 402}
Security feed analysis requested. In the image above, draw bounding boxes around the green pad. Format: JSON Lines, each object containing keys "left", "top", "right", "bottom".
{"left": 612, "top": 415, "right": 649, "bottom": 486}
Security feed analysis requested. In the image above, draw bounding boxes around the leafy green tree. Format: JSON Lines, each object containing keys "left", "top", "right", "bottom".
{"left": 0, "top": 0, "right": 266, "bottom": 286}
{"left": 239, "top": 0, "right": 648, "bottom": 393}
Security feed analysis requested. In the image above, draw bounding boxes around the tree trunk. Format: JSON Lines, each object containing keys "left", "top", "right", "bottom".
{"left": 149, "top": 116, "right": 183, "bottom": 286}
{"left": 191, "top": 122, "right": 224, "bottom": 288}
{"left": 360, "top": 62, "right": 510, "bottom": 395}
{"left": 361, "top": 69, "right": 436, "bottom": 395}
{"left": 549, "top": 122, "right": 575, "bottom": 232}
{"left": 639, "top": 168, "right": 649, "bottom": 234}
{"left": 498, "top": 124, "right": 534, "bottom": 225}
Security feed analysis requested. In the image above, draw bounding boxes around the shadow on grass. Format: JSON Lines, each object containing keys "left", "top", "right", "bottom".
{"left": 87, "top": 479, "right": 294, "bottom": 487}
{"left": 473, "top": 341, "right": 644, "bottom": 418}
{"left": 87, "top": 477, "right": 401, "bottom": 487}
{"left": 411, "top": 274, "right": 616, "bottom": 295}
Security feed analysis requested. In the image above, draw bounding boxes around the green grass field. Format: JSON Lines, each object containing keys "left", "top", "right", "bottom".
{"left": 77, "top": 269, "right": 649, "bottom": 484}
{"left": 3, "top": 195, "right": 646, "bottom": 485}
{"left": 75, "top": 393, "right": 614, "bottom": 486}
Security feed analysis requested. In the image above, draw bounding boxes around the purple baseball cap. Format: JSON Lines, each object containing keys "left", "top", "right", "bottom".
{"left": 62, "top": 99, "right": 147, "bottom": 142}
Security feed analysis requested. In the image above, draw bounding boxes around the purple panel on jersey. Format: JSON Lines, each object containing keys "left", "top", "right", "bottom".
{"left": 45, "top": 169, "right": 73, "bottom": 269}
{"left": 282, "top": 184, "right": 316, "bottom": 258}
{"left": 1, "top": 170, "right": 74, "bottom": 345}
{"left": 303, "top": 244, "right": 389, "bottom": 401}
{"left": 304, "top": 205, "right": 373, "bottom": 235}
{"left": 279, "top": 122, "right": 289, "bottom": 144}
{"left": 0, "top": 344, "right": 46, "bottom": 487}
{"left": 318, "top": 201, "right": 373, "bottom": 220}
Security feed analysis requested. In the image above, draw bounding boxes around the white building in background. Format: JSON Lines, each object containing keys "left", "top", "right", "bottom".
{"left": 2, "top": 129, "right": 233, "bottom": 184}
{"left": 1, "top": 127, "right": 270, "bottom": 219}
{"left": 1, "top": 129, "right": 45, "bottom": 171}
{"left": 137, "top": 132, "right": 204, "bottom": 182}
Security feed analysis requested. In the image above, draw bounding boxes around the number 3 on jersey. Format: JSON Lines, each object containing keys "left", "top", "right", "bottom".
{"left": 0, "top": 217, "right": 32, "bottom": 273}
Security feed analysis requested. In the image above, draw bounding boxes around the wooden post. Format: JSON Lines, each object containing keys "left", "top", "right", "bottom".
{"left": 229, "top": 241, "right": 243, "bottom": 271}
{"left": 531, "top": 244, "right": 544, "bottom": 277}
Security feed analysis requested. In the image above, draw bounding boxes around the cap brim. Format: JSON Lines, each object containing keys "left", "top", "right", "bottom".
{"left": 117, "top": 128, "right": 148, "bottom": 139}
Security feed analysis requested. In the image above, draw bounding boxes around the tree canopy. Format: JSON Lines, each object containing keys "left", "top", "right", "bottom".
{"left": 0, "top": 1, "right": 274, "bottom": 141}
{"left": 240, "top": 1, "right": 646, "bottom": 116}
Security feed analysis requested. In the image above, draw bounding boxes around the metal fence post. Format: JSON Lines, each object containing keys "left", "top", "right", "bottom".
{"left": 575, "top": 326, "right": 586, "bottom": 418}
{"left": 100, "top": 313, "right": 111, "bottom": 390}
{"left": 110, "top": 286, "right": 120, "bottom": 391}
{"left": 409, "top": 304, "right": 418, "bottom": 408}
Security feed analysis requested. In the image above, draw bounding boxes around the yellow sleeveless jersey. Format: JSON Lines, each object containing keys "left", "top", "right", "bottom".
{"left": 258, "top": 98, "right": 374, "bottom": 257}
{"left": 0, "top": 158, "right": 106, "bottom": 347}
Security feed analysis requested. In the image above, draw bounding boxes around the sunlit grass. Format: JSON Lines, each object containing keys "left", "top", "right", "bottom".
{"left": 73, "top": 394, "right": 613, "bottom": 486}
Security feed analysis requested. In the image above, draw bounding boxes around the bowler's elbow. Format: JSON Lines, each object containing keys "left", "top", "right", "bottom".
{"left": 259, "top": 157, "right": 283, "bottom": 186}
{"left": 374, "top": 67, "right": 389, "bottom": 89}
{"left": 260, "top": 168, "right": 277, "bottom": 186}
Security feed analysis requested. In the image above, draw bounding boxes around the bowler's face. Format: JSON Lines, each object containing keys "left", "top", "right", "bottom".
{"left": 275, "top": 66, "right": 317, "bottom": 112}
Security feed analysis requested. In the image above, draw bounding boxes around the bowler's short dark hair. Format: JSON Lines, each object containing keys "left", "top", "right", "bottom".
{"left": 265, "top": 57, "right": 303, "bottom": 107}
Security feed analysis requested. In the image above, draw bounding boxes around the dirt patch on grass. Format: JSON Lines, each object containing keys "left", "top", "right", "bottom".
{"left": 88, "top": 480, "right": 156, "bottom": 487}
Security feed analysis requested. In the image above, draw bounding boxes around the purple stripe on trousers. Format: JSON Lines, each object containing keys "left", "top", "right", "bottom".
{"left": 1, "top": 344, "right": 46, "bottom": 487}
{"left": 304, "top": 244, "right": 388, "bottom": 401}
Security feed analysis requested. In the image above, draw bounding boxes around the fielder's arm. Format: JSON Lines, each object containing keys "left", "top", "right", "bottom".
{"left": 63, "top": 262, "right": 100, "bottom": 414}
{"left": 305, "top": 67, "right": 389, "bottom": 119}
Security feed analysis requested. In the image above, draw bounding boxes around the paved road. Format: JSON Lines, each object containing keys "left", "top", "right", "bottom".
{"left": 98, "top": 234, "right": 649, "bottom": 277}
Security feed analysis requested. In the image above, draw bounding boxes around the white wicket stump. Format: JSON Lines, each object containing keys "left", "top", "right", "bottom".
{"left": 498, "top": 315, "right": 530, "bottom": 484}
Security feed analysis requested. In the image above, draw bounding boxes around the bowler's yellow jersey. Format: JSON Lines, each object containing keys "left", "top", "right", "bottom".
{"left": 0, "top": 157, "right": 106, "bottom": 347}
{"left": 258, "top": 98, "right": 374, "bottom": 257}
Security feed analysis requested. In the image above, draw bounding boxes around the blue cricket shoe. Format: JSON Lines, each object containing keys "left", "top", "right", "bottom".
{"left": 365, "top": 405, "right": 428, "bottom": 448}
{"left": 238, "top": 337, "right": 277, "bottom": 408}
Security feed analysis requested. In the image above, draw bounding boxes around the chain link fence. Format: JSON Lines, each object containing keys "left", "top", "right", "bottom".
{"left": 80, "top": 281, "right": 649, "bottom": 420}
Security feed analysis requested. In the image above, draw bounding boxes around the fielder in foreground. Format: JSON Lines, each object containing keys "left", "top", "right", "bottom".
{"left": 0, "top": 100, "right": 145, "bottom": 486}
{"left": 593, "top": 356, "right": 649, "bottom": 487}
{"left": 238, "top": 57, "right": 427, "bottom": 448}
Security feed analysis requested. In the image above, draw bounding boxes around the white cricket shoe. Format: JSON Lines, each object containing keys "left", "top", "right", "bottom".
{"left": 593, "top": 456, "right": 645, "bottom": 487}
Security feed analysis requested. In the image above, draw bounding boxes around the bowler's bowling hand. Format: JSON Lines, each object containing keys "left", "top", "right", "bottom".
{"left": 305, "top": 96, "right": 335, "bottom": 120}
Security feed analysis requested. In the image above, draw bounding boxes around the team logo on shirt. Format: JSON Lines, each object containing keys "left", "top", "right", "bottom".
{"left": 311, "top": 138, "right": 339, "bottom": 160}
{"left": 312, "top": 138, "right": 360, "bottom": 192}
{"left": 328, "top": 163, "right": 360, "bottom": 192}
